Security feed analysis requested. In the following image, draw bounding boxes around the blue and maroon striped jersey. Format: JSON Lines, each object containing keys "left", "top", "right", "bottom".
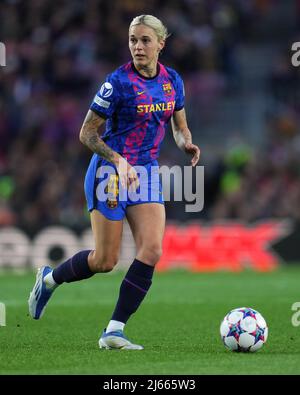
{"left": 90, "top": 61, "right": 185, "bottom": 165}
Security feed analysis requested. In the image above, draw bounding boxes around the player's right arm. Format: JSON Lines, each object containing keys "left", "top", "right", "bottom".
{"left": 79, "top": 109, "right": 138, "bottom": 190}
{"left": 79, "top": 109, "right": 120, "bottom": 165}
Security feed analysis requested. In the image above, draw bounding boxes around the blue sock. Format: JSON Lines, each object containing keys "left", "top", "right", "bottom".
{"left": 52, "top": 250, "right": 94, "bottom": 284}
{"left": 111, "top": 259, "right": 154, "bottom": 324}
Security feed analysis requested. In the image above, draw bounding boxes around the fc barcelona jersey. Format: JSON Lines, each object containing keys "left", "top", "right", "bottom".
{"left": 90, "top": 61, "right": 185, "bottom": 165}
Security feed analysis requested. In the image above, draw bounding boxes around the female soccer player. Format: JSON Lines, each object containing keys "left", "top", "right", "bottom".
{"left": 28, "top": 15, "right": 200, "bottom": 350}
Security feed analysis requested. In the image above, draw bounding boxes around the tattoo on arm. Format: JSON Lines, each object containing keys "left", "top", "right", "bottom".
{"left": 79, "top": 110, "right": 117, "bottom": 163}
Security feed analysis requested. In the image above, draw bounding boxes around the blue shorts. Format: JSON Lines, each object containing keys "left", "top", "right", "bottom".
{"left": 84, "top": 155, "right": 164, "bottom": 221}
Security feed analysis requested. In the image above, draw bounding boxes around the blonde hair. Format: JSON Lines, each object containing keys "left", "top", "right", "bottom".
{"left": 129, "top": 15, "right": 170, "bottom": 41}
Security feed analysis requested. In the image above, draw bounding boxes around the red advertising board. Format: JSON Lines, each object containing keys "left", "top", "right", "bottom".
{"left": 157, "top": 222, "right": 288, "bottom": 272}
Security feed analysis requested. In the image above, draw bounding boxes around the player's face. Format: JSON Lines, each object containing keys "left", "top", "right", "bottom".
{"left": 129, "top": 24, "right": 165, "bottom": 70}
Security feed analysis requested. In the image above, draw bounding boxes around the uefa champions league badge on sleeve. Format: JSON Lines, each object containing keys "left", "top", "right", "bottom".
{"left": 100, "top": 82, "right": 114, "bottom": 98}
{"left": 0, "top": 302, "right": 6, "bottom": 326}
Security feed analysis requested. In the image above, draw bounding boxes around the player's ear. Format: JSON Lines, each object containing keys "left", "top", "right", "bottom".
{"left": 158, "top": 40, "right": 165, "bottom": 53}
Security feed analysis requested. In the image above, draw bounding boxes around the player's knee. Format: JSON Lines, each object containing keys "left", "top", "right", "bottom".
{"left": 91, "top": 254, "right": 118, "bottom": 273}
{"left": 140, "top": 244, "right": 163, "bottom": 265}
{"left": 153, "top": 247, "right": 163, "bottom": 264}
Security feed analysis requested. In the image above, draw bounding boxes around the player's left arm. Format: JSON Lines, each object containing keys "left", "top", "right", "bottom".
{"left": 171, "top": 108, "right": 200, "bottom": 167}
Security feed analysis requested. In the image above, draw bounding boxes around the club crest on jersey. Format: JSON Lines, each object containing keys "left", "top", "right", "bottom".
{"left": 100, "top": 82, "right": 113, "bottom": 98}
{"left": 163, "top": 83, "right": 172, "bottom": 95}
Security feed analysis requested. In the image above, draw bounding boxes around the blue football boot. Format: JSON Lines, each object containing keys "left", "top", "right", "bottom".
{"left": 28, "top": 266, "right": 56, "bottom": 319}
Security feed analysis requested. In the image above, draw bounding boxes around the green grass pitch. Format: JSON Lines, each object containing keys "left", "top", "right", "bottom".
{"left": 1, "top": 267, "right": 300, "bottom": 375}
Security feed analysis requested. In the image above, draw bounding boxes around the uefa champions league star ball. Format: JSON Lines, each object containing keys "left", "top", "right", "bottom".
{"left": 220, "top": 307, "right": 268, "bottom": 352}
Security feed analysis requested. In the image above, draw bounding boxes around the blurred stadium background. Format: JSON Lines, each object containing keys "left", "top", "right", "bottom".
{"left": 0, "top": 0, "right": 299, "bottom": 272}
{"left": 1, "top": 0, "right": 300, "bottom": 376}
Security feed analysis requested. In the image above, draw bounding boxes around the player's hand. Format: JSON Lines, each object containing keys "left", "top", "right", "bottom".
{"left": 184, "top": 142, "right": 200, "bottom": 167}
{"left": 116, "top": 156, "right": 139, "bottom": 191}
{"left": 127, "top": 163, "right": 140, "bottom": 192}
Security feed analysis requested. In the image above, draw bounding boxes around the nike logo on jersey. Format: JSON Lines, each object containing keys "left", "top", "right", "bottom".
{"left": 137, "top": 90, "right": 145, "bottom": 95}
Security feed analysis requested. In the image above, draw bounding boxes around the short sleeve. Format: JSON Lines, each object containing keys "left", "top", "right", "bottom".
{"left": 174, "top": 74, "right": 185, "bottom": 111}
{"left": 90, "top": 74, "right": 121, "bottom": 119}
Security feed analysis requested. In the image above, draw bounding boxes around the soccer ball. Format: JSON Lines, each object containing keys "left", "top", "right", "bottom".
{"left": 220, "top": 307, "right": 268, "bottom": 352}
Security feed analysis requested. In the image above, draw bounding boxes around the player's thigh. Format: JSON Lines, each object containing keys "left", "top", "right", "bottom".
{"left": 126, "top": 203, "right": 165, "bottom": 265}
{"left": 89, "top": 209, "right": 123, "bottom": 272}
